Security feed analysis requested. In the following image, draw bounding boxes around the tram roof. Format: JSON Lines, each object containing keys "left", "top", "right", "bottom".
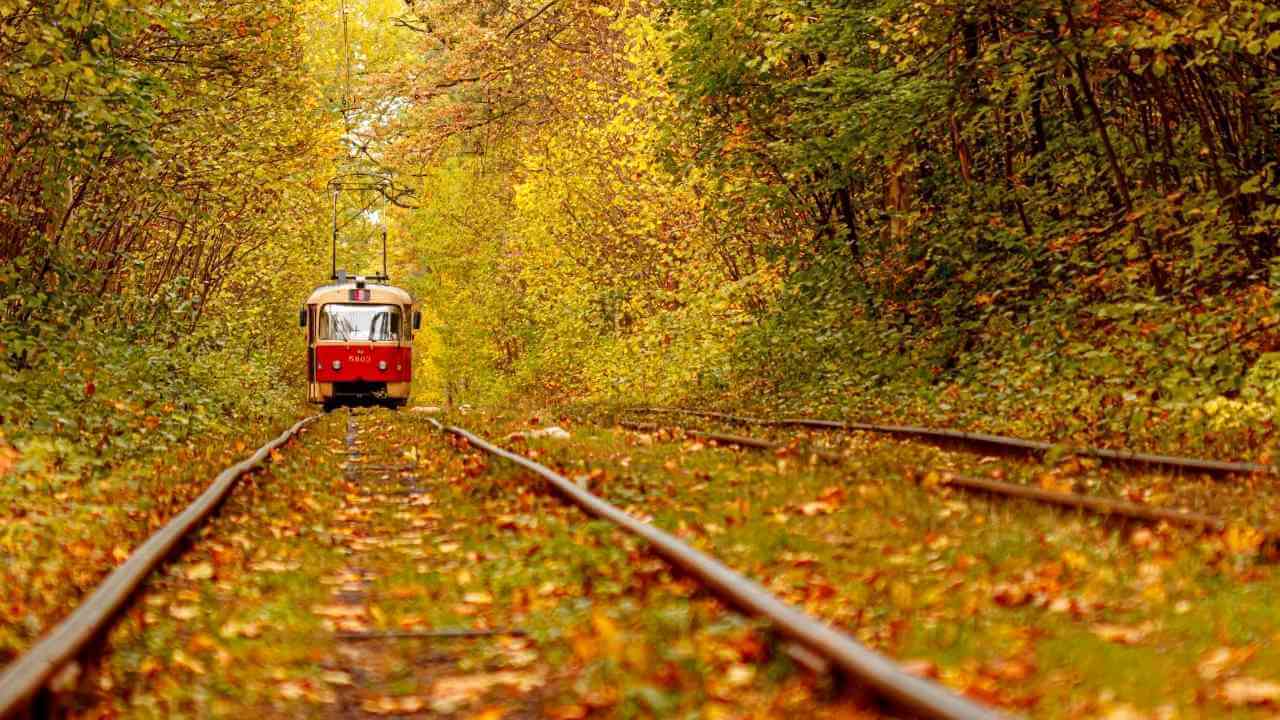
{"left": 306, "top": 280, "right": 413, "bottom": 305}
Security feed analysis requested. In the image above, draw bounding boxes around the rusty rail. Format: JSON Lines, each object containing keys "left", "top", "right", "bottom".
{"left": 432, "top": 419, "right": 1005, "bottom": 720}
{"left": 619, "top": 421, "right": 843, "bottom": 463}
{"left": 636, "top": 407, "right": 1275, "bottom": 476}
{"left": 628, "top": 418, "right": 1236, "bottom": 534}
{"left": 0, "top": 414, "right": 322, "bottom": 718}
{"left": 937, "top": 474, "right": 1228, "bottom": 531}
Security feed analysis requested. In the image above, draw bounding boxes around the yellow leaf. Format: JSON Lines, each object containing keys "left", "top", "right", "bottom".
{"left": 278, "top": 681, "right": 307, "bottom": 700}
{"left": 254, "top": 560, "right": 300, "bottom": 573}
{"left": 311, "top": 604, "right": 366, "bottom": 619}
{"left": 1090, "top": 622, "right": 1155, "bottom": 645}
{"left": 169, "top": 605, "right": 200, "bottom": 621}
{"left": 321, "top": 670, "right": 353, "bottom": 686}
{"left": 186, "top": 562, "right": 214, "bottom": 581}
{"left": 1220, "top": 677, "right": 1280, "bottom": 706}
{"left": 172, "top": 650, "right": 205, "bottom": 675}
{"left": 1225, "top": 525, "right": 1264, "bottom": 555}
{"left": 723, "top": 663, "right": 755, "bottom": 688}
{"left": 1198, "top": 646, "right": 1256, "bottom": 681}
{"left": 219, "top": 619, "right": 263, "bottom": 638}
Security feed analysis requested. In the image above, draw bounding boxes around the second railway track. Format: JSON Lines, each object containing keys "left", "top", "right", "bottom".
{"left": 633, "top": 407, "right": 1277, "bottom": 476}
{"left": 618, "top": 420, "right": 1248, "bottom": 536}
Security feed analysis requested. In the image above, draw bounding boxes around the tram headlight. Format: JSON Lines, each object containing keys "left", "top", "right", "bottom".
{"left": 378, "top": 360, "right": 387, "bottom": 371}
{"left": 331, "top": 360, "right": 342, "bottom": 371}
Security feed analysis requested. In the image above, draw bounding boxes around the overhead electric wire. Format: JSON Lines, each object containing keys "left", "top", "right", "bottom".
{"left": 339, "top": 0, "right": 354, "bottom": 132}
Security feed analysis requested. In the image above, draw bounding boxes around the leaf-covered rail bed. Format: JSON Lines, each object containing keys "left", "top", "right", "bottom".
{"left": 618, "top": 420, "right": 1248, "bottom": 536}
{"left": 485, "top": 407, "right": 1280, "bottom": 717}
{"left": 3, "top": 409, "right": 971, "bottom": 718}
{"left": 0, "top": 415, "right": 322, "bottom": 717}
{"left": 9, "top": 406, "right": 1280, "bottom": 718}
{"left": 433, "top": 418, "right": 999, "bottom": 719}
{"left": 633, "top": 408, "right": 1278, "bottom": 477}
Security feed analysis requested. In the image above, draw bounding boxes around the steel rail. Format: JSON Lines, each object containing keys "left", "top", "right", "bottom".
{"left": 625, "top": 419, "right": 1236, "bottom": 533}
{"left": 432, "top": 419, "right": 1005, "bottom": 720}
{"left": 636, "top": 407, "right": 1276, "bottom": 476}
{"left": 938, "top": 474, "right": 1229, "bottom": 531}
{"left": 0, "top": 414, "right": 323, "bottom": 718}
{"left": 619, "top": 421, "right": 843, "bottom": 463}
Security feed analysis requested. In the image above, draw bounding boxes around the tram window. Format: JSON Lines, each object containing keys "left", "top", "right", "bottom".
{"left": 318, "top": 304, "right": 402, "bottom": 341}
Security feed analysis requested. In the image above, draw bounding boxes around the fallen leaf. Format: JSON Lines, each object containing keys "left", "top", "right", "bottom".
{"left": 992, "top": 583, "right": 1030, "bottom": 608}
{"left": 900, "top": 659, "right": 940, "bottom": 679}
{"left": 1129, "top": 528, "right": 1155, "bottom": 549}
{"left": 312, "top": 604, "right": 367, "bottom": 619}
{"left": 431, "top": 670, "right": 544, "bottom": 712}
{"left": 186, "top": 562, "right": 215, "bottom": 581}
{"left": 1199, "top": 646, "right": 1257, "bottom": 681}
{"left": 798, "top": 501, "right": 834, "bottom": 516}
{"left": 818, "top": 486, "right": 846, "bottom": 504}
{"left": 1224, "top": 525, "right": 1265, "bottom": 555}
{"left": 219, "top": 619, "right": 263, "bottom": 639}
{"left": 1091, "top": 622, "right": 1154, "bottom": 645}
{"left": 1038, "top": 473, "right": 1074, "bottom": 494}
{"left": 1220, "top": 677, "right": 1280, "bottom": 706}
{"left": 0, "top": 441, "right": 17, "bottom": 477}
{"left": 278, "top": 681, "right": 307, "bottom": 700}
{"left": 169, "top": 605, "right": 200, "bottom": 621}
{"left": 172, "top": 649, "right": 205, "bottom": 675}
{"left": 361, "top": 695, "right": 427, "bottom": 714}
{"left": 254, "top": 560, "right": 301, "bottom": 573}
{"left": 321, "top": 670, "right": 353, "bottom": 686}
{"left": 723, "top": 663, "right": 755, "bottom": 688}
{"left": 188, "top": 633, "right": 219, "bottom": 653}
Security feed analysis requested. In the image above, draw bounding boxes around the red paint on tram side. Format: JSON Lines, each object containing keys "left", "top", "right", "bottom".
{"left": 314, "top": 345, "right": 412, "bottom": 383}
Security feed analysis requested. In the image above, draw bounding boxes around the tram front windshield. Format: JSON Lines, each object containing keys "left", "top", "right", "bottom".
{"left": 318, "top": 304, "right": 402, "bottom": 342}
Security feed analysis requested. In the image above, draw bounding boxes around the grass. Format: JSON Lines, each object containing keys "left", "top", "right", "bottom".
{"left": 13, "top": 402, "right": 1279, "bottom": 717}
{"left": 487, "top": 407, "right": 1280, "bottom": 717}
{"left": 0, "top": 411, "right": 312, "bottom": 666}
{"left": 48, "top": 409, "right": 853, "bottom": 718}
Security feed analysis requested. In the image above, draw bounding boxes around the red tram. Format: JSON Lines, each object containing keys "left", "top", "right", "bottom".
{"left": 300, "top": 270, "right": 420, "bottom": 410}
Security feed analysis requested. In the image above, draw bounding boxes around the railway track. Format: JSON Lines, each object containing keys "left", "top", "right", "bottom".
{"left": 0, "top": 414, "right": 322, "bottom": 716}
{"left": 0, "top": 410, "right": 1006, "bottom": 719}
{"left": 432, "top": 419, "right": 1000, "bottom": 720}
{"left": 618, "top": 420, "right": 1242, "bottom": 536}
{"left": 633, "top": 407, "right": 1276, "bottom": 476}
{"left": 7, "top": 405, "right": 1279, "bottom": 718}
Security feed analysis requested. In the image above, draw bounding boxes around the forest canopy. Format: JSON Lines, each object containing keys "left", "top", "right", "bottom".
{"left": 3, "top": 0, "right": 1280, "bottom": 474}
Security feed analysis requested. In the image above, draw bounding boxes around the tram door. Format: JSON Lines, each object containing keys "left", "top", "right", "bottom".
{"left": 306, "top": 304, "right": 317, "bottom": 401}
